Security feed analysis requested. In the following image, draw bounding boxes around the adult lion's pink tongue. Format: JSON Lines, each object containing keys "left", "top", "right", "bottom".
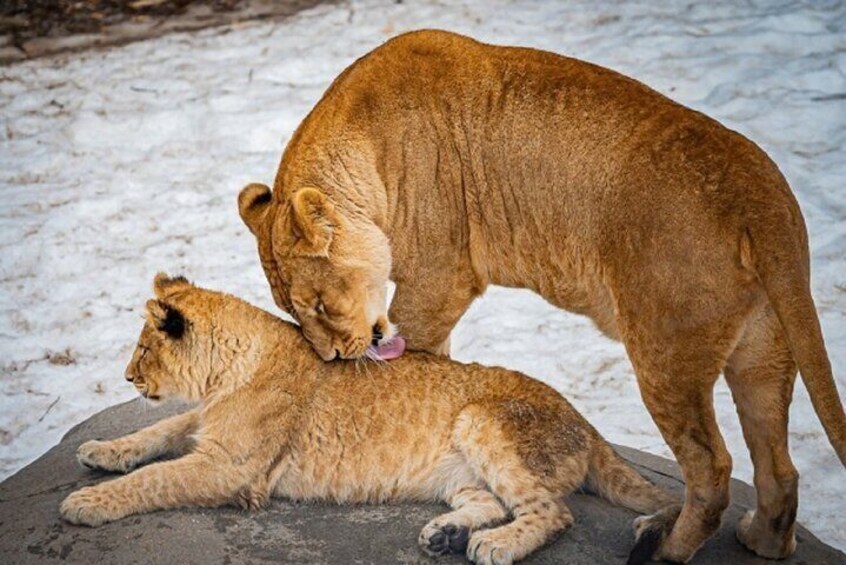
{"left": 365, "top": 336, "right": 406, "bottom": 361}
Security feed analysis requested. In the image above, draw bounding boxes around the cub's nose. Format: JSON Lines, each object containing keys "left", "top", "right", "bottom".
{"left": 371, "top": 324, "right": 383, "bottom": 346}
{"left": 124, "top": 369, "right": 135, "bottom": 382}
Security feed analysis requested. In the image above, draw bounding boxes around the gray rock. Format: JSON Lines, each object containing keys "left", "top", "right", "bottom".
{"left": 0, "top": 399, "right": 843, "bottom": 564}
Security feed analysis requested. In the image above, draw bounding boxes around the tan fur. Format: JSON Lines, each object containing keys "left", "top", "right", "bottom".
{"left": 238, "top": 30, "right": 846, "bottom": 562}
{"left": 60, "top": 276, "right": 674, "bottom": 565}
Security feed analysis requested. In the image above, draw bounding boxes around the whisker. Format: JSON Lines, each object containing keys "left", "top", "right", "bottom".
{"left": 365, "top": 355, "right": 377, "bottom": 382}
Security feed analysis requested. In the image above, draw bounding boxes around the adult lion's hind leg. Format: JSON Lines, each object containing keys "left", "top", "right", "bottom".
{"left": 725, "top": 305, "right": 799, "bottom": 559}
{"left": 622, "top": 331, "right": 735, "bottom": 564}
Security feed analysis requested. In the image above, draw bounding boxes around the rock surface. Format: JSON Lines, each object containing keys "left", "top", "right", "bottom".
{"left": 0, "top": 399, "right": 843, "bottom": 564}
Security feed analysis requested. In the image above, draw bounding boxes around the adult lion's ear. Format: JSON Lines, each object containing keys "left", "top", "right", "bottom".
{"left": 145, "top": 299, "right": 186, "bottom": 339}
{"left": 153, "top": 272, "right": 192, "bottom": 298}
{"left": 238, "top": 183, "right": 273, "bottom": 236}
{"left": 291, "top": 188, "right": 338, "bottom": 257}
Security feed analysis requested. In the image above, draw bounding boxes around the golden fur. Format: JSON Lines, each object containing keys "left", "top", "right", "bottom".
{"left": 238, "top": 30, "right": 846, "bottom": 562}
{"left": 61, "top": 275, "right": 675, "bottom": 565}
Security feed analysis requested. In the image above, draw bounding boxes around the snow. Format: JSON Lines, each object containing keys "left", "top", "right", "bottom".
{"left": 1, "top": 0, "right": 845, "bottom": 551}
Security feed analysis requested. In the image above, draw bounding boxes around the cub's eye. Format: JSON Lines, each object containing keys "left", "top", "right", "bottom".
{"left": 314, "top": 300, "right": 325, "bottom": 316}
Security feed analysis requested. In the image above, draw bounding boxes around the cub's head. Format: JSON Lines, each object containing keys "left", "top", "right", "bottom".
{"left": 238, "top": 183, "right": 392, "bottom": 361}
{"left": 125, "top": 274, "right": 253, "bottom": 403}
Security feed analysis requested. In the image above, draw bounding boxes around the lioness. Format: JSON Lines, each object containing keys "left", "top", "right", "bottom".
{"left": 238, "top": 29, "right": 846, "bottom": 563}
{"left": 60, "top": 274, "right": 675, "bottom": 564}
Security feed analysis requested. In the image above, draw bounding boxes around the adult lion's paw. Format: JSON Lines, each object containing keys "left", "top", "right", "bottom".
{"left": 736, "top": 510, "right": 797, "bottom": 559}
{"left": 627, "top": 504, "right": 682, "bottom": 565}
{"left": 77, "top": 440, "right": 136, "bottom": 473}
{"left": 60, "top": 486, "right": 122, "bottom": 527}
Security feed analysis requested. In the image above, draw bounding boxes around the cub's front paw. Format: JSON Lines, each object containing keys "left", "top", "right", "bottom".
{"left": 60, "top": 487, "right": 122, "bottom": 527}
{"left": 467, "top": 530, "right": 515, "bottom": 565}
{"left": 77, "top": 440, "right": 135, "bottom": 473}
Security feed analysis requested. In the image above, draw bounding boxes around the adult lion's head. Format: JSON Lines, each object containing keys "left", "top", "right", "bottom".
{"left": 238, "top": 183, "right": 393, "bottom": 361}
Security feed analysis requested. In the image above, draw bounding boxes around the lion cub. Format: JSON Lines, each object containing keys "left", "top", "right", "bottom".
{"left": 61, "top": 274, "right": 674, "bottom": 564}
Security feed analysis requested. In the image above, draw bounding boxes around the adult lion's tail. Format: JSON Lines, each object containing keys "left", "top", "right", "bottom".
{"left": 745, "top": 183, "right": 846, "bottom": 466}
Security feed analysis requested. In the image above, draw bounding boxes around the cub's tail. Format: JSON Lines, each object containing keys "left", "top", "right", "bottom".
{"left": 585, "top": 441, "right": 676, "bottom": 515}
{"left": 585, "top": 442, "right": 680, "bottom": 565}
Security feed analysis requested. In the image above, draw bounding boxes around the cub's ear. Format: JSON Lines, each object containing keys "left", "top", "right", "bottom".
{"left": 146, "top": 299, "right": 186, "bottom": 339}
{"left": 153, "top": 272, "right": 192, "bottom": 298}
{"left": 238, "top": 183, "right": 273, "bottom": 236}
{"left": 291, "top": 188, "right": 338, "bottom": 257}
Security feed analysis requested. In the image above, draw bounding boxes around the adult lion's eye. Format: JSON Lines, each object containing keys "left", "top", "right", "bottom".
{"left": 314, "top": 300, "right": 325, "bottom": 316}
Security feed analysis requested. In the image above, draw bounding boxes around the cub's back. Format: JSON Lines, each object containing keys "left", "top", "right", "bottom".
{"left": 272, "top": 352, "right": 594, "bottom": 502}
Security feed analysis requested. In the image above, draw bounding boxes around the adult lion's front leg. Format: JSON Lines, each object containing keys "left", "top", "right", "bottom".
{"left": 389, "top": 263, "right": 481, "bottom": 356}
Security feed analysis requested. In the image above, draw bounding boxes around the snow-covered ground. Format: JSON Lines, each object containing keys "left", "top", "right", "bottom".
{"left": 1, "top": 0, "right": 844, "bottom": 552}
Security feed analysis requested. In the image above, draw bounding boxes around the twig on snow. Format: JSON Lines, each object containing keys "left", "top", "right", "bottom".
{"left": 37, "top": 396, "right": 60, "bottom": 423}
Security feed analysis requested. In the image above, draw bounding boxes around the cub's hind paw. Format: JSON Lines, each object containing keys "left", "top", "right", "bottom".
{"left": 419, "top": 521, "right": 470, "bottom": 556}
{"left": 627, "top": 504, "right": 682, "bottom": 565}
{"left": 77, "top": 440, "right": 136, "bottom": 473}
{"left": 467, "top": 529, "right": 515, "bottom": 565}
